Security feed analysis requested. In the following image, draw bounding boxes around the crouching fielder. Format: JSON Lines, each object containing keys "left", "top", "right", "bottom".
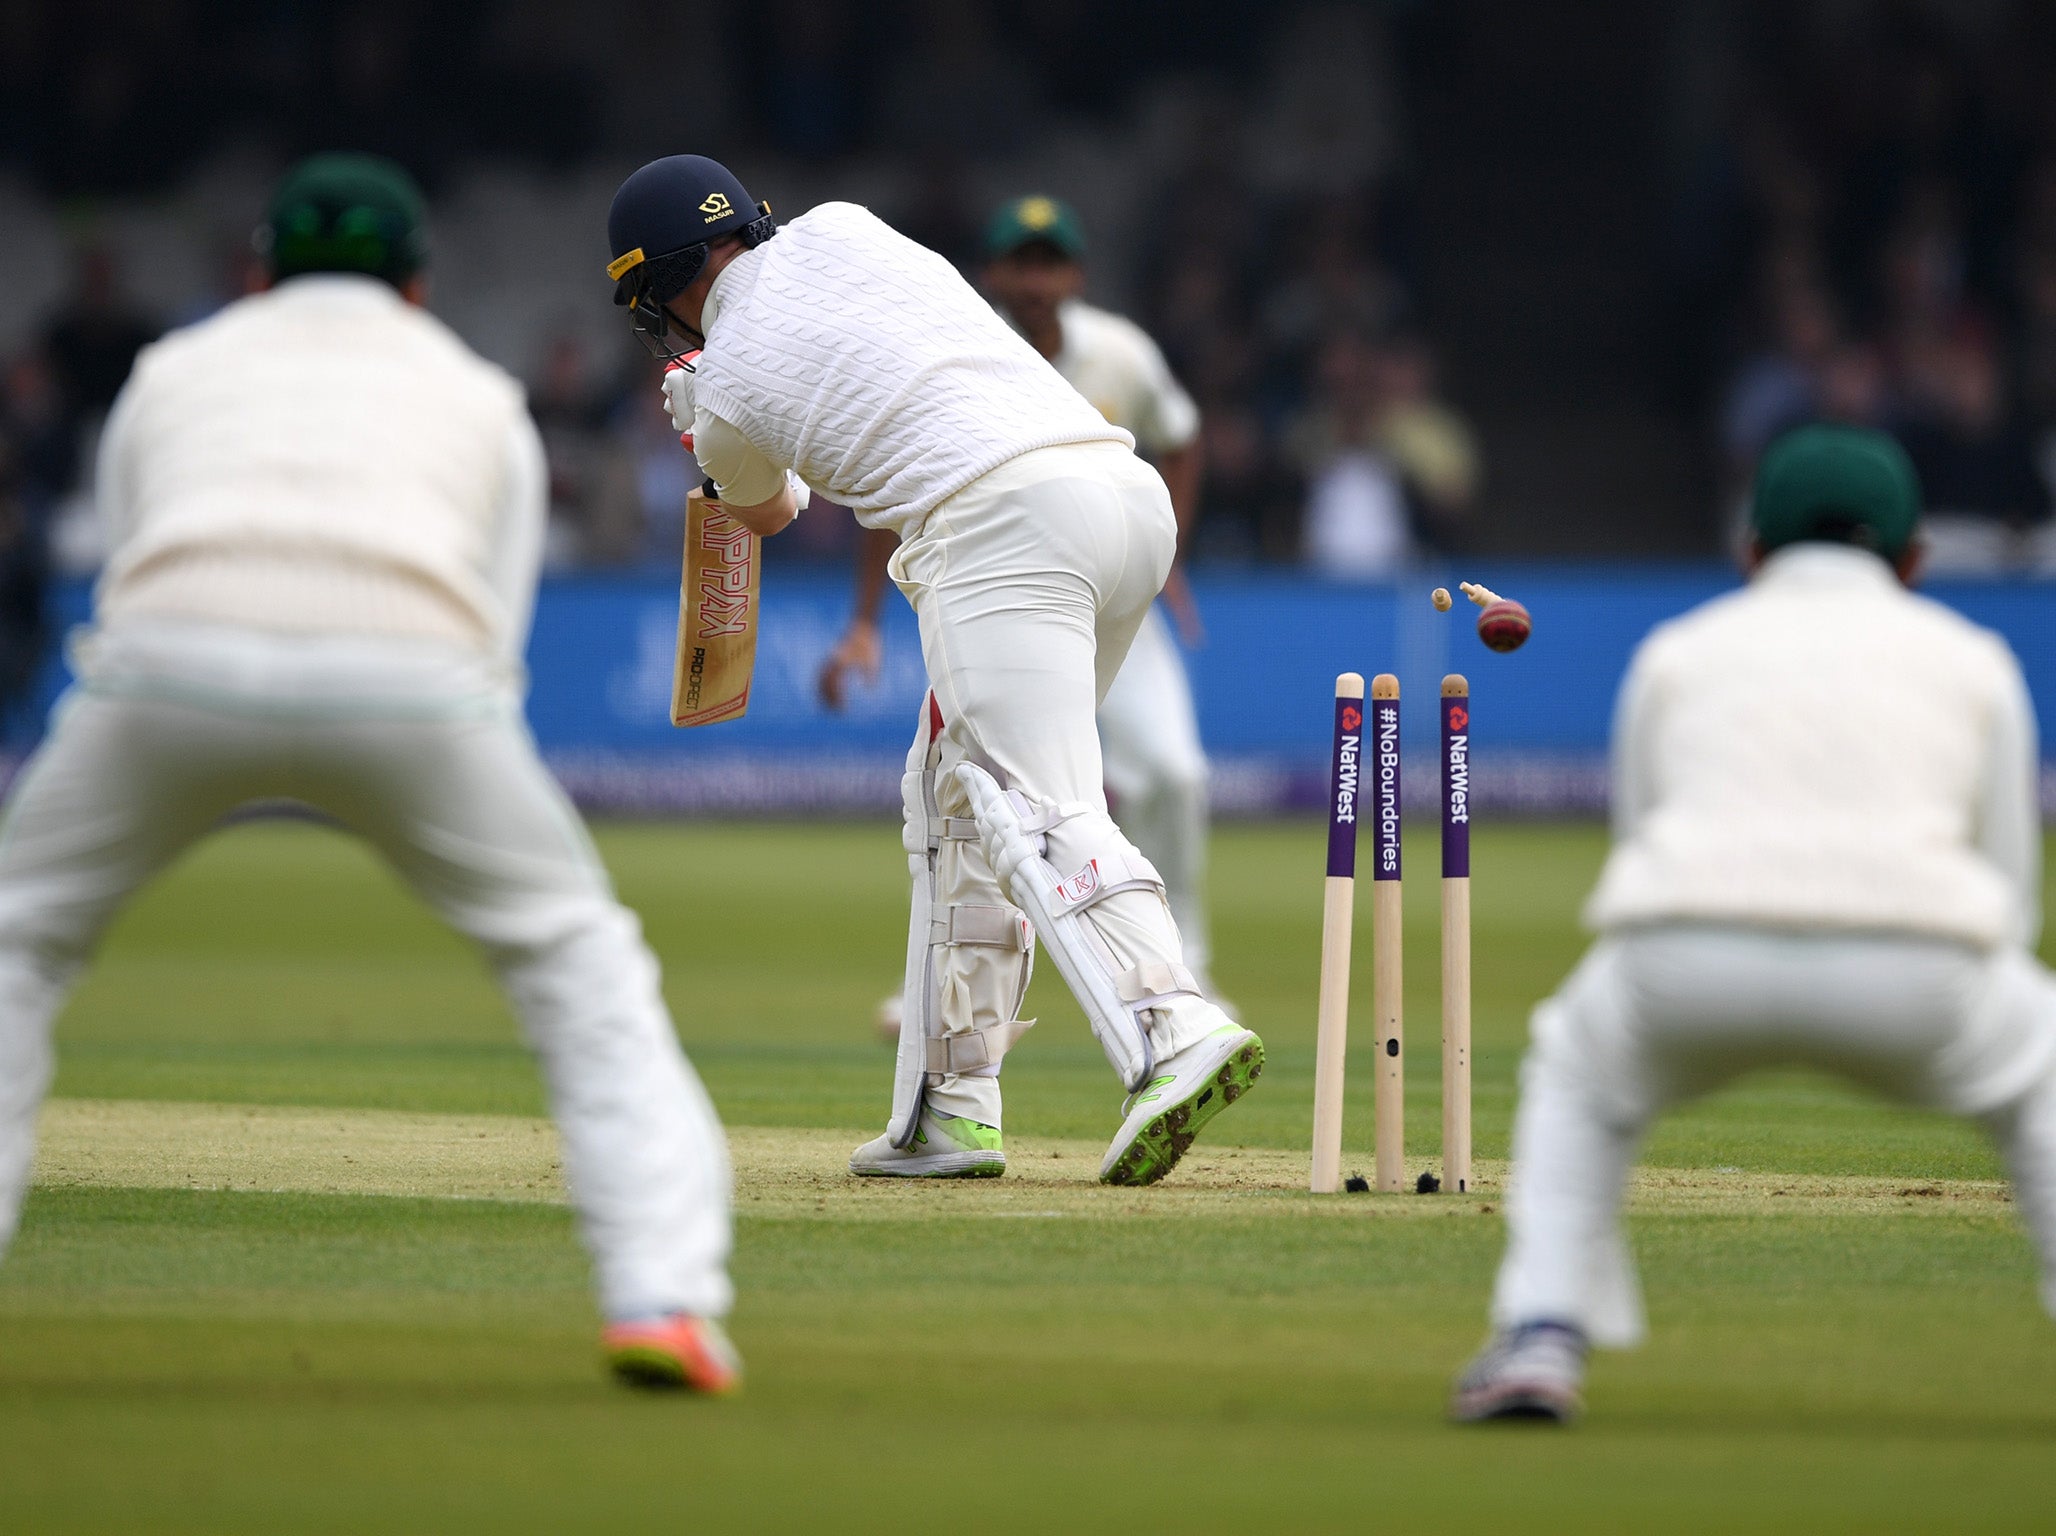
{"left": 0, "top": 156, "right": 738, "bottom": 1393}
{"left": 605, "top": 156, "right": 1258, "bottom": 1186}
{"left": 1455, "top": 424, "right": 2056, "bottom": 1423}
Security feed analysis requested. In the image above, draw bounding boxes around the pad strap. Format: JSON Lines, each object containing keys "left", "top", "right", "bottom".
{"left": 1117, "top": 961, "right": 1200, "bottom": 1007}
{"left": 931, "top": 904, "right": 1032, "bottom": 950}
{"left": 1049, "top": 847, "right": 1166, "bottom": 915}
{"left": 925, "top": 1017, "right": 1036, "bottom": 1075}
{"left": 1002, "top": 790, "right": 1098, "bottom": 843}
{"left": 927, "top": 816, "right": 981, "bottom": 844}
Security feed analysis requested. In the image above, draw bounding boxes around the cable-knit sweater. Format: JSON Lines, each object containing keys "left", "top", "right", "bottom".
{"left": 1585, "top": 544, "right": 2040, "bottom": 950}
{"left": 692, "top": 201, "right": 1130, "bottom": 538}
{"left": 94, "top": 275, "right": 545, "bottom": 661}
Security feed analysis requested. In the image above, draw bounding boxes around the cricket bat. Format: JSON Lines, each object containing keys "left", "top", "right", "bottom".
{"left": 671, "top": 486, "right": 761, "bottom": 727}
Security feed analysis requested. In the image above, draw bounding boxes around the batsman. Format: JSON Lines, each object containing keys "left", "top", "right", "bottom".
{"left": 606, "top": 157, "right": 1261, "bottom": 1185}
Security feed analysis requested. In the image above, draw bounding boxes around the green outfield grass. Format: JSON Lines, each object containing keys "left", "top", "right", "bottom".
{"left": 2, "top": 820, "right": 2053, "bottom": 1532}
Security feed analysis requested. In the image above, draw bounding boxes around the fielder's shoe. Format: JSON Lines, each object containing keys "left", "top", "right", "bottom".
{"left": 1449, "top": 1321, "right": 1587, "bottom": 1424}
{"left": 849, "top": 1106, "right": 1006, "bottom": 1178}
{"left": 603, "top": 1313, "right": 744, "bottom": 1395}
{"left": 1099, "top": 1025, "right": 1264, "bottom": 1186}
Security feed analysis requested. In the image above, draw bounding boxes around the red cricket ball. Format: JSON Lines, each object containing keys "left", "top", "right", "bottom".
{"left": 1477, "top": 598, "right": 1532, "bottom": 653}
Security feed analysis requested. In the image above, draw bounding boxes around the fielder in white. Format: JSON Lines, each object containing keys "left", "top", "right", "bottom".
{"left": 0, "top": 156, "right": 739, "bottom": 1394}
{"left": 606, "top": 156, "right": 1259, "bottom": 1186}
{"left": 1454, "top": 424, "right": 2056, "bottom": 1423}
{"left": 819, "top": 196, "right": 1222, "bottom": 999}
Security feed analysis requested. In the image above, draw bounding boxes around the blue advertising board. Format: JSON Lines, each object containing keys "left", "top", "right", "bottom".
{"left": 19, "top": 565, "right": 2056, "bottom": 814}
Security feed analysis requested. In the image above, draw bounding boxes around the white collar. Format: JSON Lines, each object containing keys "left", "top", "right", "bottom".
{"left": 267, "top": 272, "right": 407, "bottom": 310}
{"left": 1754, "top": 542, "right": 1901, "bottom": 590}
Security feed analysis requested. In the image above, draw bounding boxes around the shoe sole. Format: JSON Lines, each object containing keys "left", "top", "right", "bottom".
{"left": 848, "top": 1151, "right": 1006, "bottom": 1179}
{"left": 1099, "top": 1034, "right": 1264, "bottom": 1187}
{"left": 1449, "top": 1385, "right": 1581, "bottom": 1425}
{"left": 606, "top": 1343, "right": 742, "bottom": 1396}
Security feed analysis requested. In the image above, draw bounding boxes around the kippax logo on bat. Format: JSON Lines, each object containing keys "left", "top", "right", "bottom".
{"left": 673, "top": 490, "right": 761, "bottom": 729}
{"left": 695, "top": 516, "right": 754, "bottom": 638}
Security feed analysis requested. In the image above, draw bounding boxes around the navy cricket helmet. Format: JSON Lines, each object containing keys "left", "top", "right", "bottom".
{"left": 605, "top": 155, "right": 776, "bottom": 358}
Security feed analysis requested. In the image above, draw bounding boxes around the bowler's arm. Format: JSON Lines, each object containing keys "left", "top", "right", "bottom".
{"left": 817, "top": 526, "right": 895, "bottom": 711}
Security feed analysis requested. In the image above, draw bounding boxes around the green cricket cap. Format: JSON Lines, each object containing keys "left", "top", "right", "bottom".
{"left": 984, "top": 195, "right": 1085, "bottom": 261}
{"left": 1750, "top": 423, "right": 1922, "bottom": 559}
{"left": 262, "top": 153, "right": 427, "bottom": 285}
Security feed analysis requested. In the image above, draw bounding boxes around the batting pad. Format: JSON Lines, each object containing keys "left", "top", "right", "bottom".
{"left": 954, "top": 763, "right": 1199, "bottom": 1093}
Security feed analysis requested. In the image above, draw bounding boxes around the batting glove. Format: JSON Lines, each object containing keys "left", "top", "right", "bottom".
{"left": 662, "top": 352, "right": 701, "bottom": 447}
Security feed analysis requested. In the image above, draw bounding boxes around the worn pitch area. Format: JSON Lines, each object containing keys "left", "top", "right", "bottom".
{"left": 33, "top": 1098, "right": 2016, "bottom": 1221}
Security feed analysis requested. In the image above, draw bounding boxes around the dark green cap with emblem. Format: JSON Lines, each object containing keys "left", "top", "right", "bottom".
{"left": 260, "top": 153, "right": 427, "bottom": 286}
{"left": 984, "top": 195, "right": 1086, "bottom": 261}
{"left": 1750, "top": 423, "right": 1922, "bottom": 560}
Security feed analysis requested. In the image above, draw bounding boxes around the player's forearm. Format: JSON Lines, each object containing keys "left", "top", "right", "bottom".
{"left": 721, "top": 482, "right": 799, "bottom": 537}
{"left": 850, "top": 525, "right": 895, "bottom": 626}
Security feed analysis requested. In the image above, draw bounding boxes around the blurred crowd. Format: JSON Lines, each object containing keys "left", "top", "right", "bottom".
{"left": 0, "top": 0, "right": 1478, "bottom": 623}
{"left": 1691, "top": 3, "right": 2056, "bottom": 570}
{"left": 18, "top": 0, "right": 2056, "bottom": 733}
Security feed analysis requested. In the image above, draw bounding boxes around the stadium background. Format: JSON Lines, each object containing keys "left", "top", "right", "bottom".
{"left": 6, "top": 0, "right": 2056, "bottom": 809}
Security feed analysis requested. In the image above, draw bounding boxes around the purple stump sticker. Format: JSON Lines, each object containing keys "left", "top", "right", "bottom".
{"left": 1443, "top": 691, "right": 1471, "bottom": 879}
{"left": 1326, "top": 693, "right": 1363, "bottom": 878}
{"left": 1372, "top": 695, "right": 1401, "bottom": 882}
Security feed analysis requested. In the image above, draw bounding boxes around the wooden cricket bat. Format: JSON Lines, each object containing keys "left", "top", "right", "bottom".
{"left": 671, "top": 486, "right": 761, "bottom": 727}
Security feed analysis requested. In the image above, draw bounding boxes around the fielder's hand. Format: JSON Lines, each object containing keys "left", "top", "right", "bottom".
{"left": 817, "top": 618, "right": 883, "bottom": 712}
{"left": 662, "top": 351, "right": 701, "bottom": 446}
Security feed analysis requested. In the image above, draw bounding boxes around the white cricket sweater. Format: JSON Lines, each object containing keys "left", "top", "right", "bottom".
{"left": 1585, "top": 544, "right": 2041, "bottom": 949}
{"left": 94, "top": 276, "right": 546, "bottom": 661}
{"left": 692, "top": 202, "right": 1131, "bottom": 538}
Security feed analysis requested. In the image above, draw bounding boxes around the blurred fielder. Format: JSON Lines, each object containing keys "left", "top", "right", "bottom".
{"left": 606, "top": 157, "right": 1259, "bottom": 1186}
{"left": 0, "top": 156, "right": 739, "bottom": 1394}
{"left": 1455, "top": 424, "right": 2056, "bottom": 1422}
{"left": 820, "top": 196, "right": 1224, "bottom": 1012}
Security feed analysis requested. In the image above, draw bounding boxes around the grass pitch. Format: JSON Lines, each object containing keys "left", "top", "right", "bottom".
{"left": 3, "top": 820, "right": 2054, "bottom": 1532}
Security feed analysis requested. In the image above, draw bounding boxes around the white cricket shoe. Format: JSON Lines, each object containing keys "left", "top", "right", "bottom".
{"left": 1449, "top": 1322, "right": 1587, "bottom": 1424}
{"left": 1098, "top": 1025, "right": 1264, "bottom": 1186}
{"left": 849, "top": 1106, "right": 1006, "bottom": 1179}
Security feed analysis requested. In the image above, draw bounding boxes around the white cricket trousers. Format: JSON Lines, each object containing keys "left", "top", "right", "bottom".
{"left": 0, "top": 621, "right": 732, "bottom": 1322}
{"left": 1097, "top": 605, "right": 1213, "bottom": 980}
{"left": 1493, "top": 925, "right": 2056, "bottom": 1345}
{"left": 890, "top": 442, "right": 1227, "bottom": 1124}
